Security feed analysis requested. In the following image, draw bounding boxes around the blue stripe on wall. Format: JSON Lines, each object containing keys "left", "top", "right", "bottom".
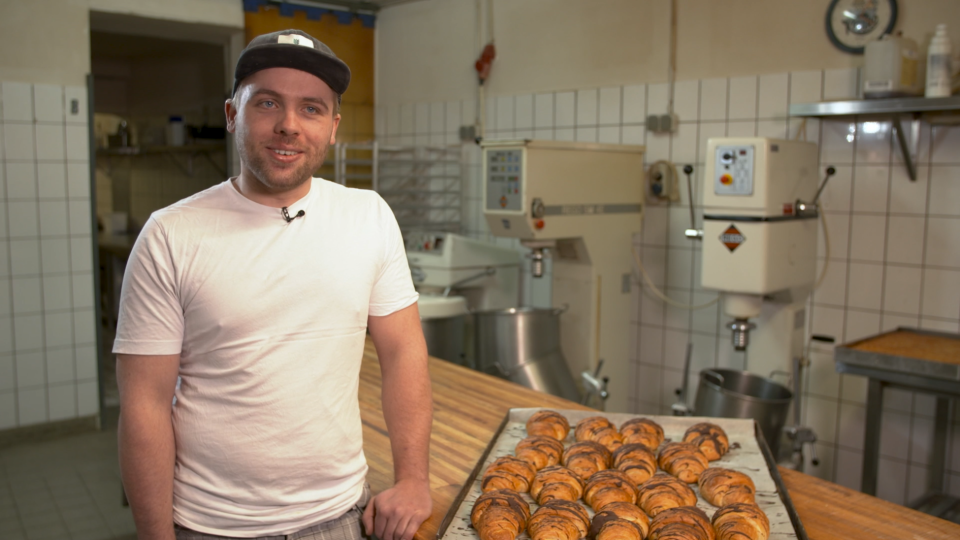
{"left": 242, "top": 0, "right": 376, "bottom": 27}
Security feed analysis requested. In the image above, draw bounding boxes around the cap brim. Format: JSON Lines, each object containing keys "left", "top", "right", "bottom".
{"left": 234, "top": 44, "right": 351, "bottom": 96}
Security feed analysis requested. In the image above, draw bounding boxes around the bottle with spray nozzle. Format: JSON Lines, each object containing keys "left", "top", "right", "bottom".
{"left": 926, "top": 24, "right": 953, "bottom": 98}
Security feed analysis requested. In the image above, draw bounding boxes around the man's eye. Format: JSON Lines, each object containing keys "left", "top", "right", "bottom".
{"left": 261, "top": 100, "right": 275, "bottom": 108}
{"left": 305, "top": 106, "right": 318, "bottom": 114}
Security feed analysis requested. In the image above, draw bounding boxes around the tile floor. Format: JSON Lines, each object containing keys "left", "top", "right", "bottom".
{"left": 0, "top": 413, "right": 134, "bottom": 540}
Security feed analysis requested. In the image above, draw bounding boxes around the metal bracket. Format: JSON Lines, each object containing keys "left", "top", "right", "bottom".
{"left": 892, "top": 114, "right": 921, "bottom": 181}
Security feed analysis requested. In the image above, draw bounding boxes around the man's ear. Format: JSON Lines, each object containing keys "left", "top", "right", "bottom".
{"left": 329, "top": 113, "right": 341, "bottom": 145}
{"left": 225, "top": 98, "right": 238, "bottom": 133}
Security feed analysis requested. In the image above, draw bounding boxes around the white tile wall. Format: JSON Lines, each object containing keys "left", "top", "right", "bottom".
{"left": 377, "top": 65, "right": 960, "bottom": 506}
{"left": 1, "top": 80, "right": 98, "bottom": 430}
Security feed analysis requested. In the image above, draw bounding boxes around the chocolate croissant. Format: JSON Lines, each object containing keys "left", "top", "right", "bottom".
{"left": 683, "top": 422, "right": 729, "bottom": 461}
{"left": 471, "top": 489, "right": 531, "bottom": 540}
{"left": 596, "top": 519, "right": 645, "bottom": 540}
{"left": 563, "top": 441, "right": 612, "bottom": 480}
{"left": 698, "top": 468, "right": 756, "bottom": 506}
{"left": 589, "top": 501, "right": 651, "bottom": 539}
{"left": 657, "top": 442, "right": 709, "bottom": 483}
{"left": 620, "top": 418, "right": 664, "bottom": 450}
{"left": 636, "top": 473, "right": 698, "bottom": 517}
{"left": 528, "top": 499, "right": 591, "bottom": 539}
{"left": 527, "top": 410, "right": 571, "bottom": 441}
{"left": 575, "top": 416, "right": 624, "bottom": 451}
{"left": 584, "top": 469, "right": 638, "bottom": 512}
{"left": 612, "top": 443, "right": 657, "bottom": 487}
{"left": 712, "top": 503, "right": 769, "bottom": 540}
{"left": 516, "top": 436, "right": 566, "bottom": 470}
{"left": 648, "top": 506, "right": 715, "bottom": 540}
{"left": 530, "top": 465, "right": 585, "bottom": 504}
{"left": 481, "top": 455, "right": 537, "bottom": 493}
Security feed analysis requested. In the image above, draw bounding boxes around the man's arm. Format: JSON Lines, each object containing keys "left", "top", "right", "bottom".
{"left": 363, "top": 303, "right": 433, "bottom": 540}
{"left": 117, "top": 353, "right": 181, "bottom": 540}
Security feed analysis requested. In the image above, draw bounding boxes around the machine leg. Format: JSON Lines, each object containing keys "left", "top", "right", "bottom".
{"left": 930, "top": 397, "right": 951, "bottom": 493}
{"left": 862, "top": 378, "right": 884, "bottom": 495}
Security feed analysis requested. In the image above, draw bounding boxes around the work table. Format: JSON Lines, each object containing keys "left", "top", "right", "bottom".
{"left": 357, "top": 338, "right": 960, "bottom": 540}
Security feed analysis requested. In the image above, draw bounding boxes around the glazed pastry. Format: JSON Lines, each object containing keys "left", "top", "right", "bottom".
{"left": 612, "top": 443, "right": 657, "bottom": 487}
{"left": 596, "top": 519, "right": 645, "bottom": 540}
{"left": 471, "top": 489, "right": 531, "bottom": 540}
{"left": 583, "top": 469, "right": 638, "bottom": 512}
{"left": 712, "top": 503, "right": 769, "bottom": 540}
{"left": 636, "top": 473, "right": 697, "bottom": 517}
{"left": 528, "top": 499, "right": 591, "bottom": 539}
{"left": 527, "top": 511, "right": 583, "bottom": 540}
{"left": 620, "top": 418, "right": 664, "bottom": 450}
{"left": 657, "top": 442, "right": 709, "bottom": 483}
{"left": 589, "top": 501, "right": 651, "bottom": 539}
{"left": 527, "top": 410, "right": 571, "bottom": 441}
{"left": 648, "top": 506, "right": 715, "bottom": 540}
{"left": 563, "top": 441, "right": 612, "bottom": 480}
{"left": 575, "top": 416, "right": 624, "bottom": 451}
{"left": 683, "top": 422, "right": 730, "bottom": 461}
{"left": 481, "top": 455, "right": 537, "bottom": 493}
{"left": 530, "top": 465, "right": 585, "bottom": 504}
{"left": 698, "top": 468, "right": 756, "bottom": 506}
{"left": 516, "top": 436, "right": 566, "bottom": 470}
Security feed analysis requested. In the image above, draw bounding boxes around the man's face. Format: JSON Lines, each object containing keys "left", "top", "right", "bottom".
{"left": 226, "top": 68, "right": 341, "bottom": 194}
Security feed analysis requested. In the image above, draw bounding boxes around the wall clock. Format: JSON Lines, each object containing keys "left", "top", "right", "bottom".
{"left": 825, "top": 0, "right": 898, "bottom": 54}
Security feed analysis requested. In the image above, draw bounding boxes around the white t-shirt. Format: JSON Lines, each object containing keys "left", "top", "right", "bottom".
{"left": 114, "top": 178, "right": 418, "bottom": 537}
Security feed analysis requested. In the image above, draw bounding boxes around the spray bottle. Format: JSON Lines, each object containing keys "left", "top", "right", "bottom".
{"left": 926, "top": 24, "right": 953, "bottom": 97}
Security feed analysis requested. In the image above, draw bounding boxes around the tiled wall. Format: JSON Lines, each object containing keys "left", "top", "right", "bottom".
{"left": 0, "top": 81, "right": 99, "bottom": 430}
{"left": 376, "top": 67, "right": 960, "bottom": 505}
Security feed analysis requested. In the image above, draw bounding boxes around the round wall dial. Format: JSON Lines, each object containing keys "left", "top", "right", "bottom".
{"left": 825, "top": 0, "right": 898, "bottom": 54}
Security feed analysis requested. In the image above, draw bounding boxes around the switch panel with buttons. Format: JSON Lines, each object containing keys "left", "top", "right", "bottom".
{"left": 713, "top": 144, "right": 755, "bottom": 196}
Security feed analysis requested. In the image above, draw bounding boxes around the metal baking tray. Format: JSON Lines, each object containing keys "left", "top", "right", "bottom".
{"left": 437, "top": 408, "right": 807, "bottom": 540}
{"left": 835, "top": 327, "right": 960, "bottom": 381}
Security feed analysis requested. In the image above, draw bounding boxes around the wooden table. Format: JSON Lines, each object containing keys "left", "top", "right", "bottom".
{"left": 358, "top": 339, "right": 960, "bottom": 540}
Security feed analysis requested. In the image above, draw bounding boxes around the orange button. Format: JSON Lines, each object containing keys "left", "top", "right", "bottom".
{"left": 720, "top": 174, "right": 733, "bottom": 185}
{"left": 499, "top": 196, "right": 508, "bottom": 208}
{"left": 535, "top": 219, "right": 545, "bottom": 230}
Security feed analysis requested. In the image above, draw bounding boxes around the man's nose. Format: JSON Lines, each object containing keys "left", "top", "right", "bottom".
{"left": 275, "top": 108, "right": 300, "bottom": 135}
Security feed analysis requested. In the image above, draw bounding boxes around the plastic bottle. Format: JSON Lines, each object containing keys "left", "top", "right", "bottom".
{"left": 926, "top": 24, "right": 953, "bottom": 97}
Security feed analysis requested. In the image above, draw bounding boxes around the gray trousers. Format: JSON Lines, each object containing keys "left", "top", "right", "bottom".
{"left": 174, "top": 484, "right": 372, "bottom": 540}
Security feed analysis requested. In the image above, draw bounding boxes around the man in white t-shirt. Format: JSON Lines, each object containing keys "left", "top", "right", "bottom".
{"left": 115, "top": 29, "right": 432, "bottom": 540}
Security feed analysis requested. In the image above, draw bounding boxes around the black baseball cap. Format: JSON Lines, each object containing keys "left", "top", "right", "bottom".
{"left": 233, "top": 29, "right": 351, "bottom": 97}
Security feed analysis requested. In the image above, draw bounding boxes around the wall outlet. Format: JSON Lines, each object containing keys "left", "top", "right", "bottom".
{"left": 648, "top": 160, "right": 680, "bottom": 201}
{"left": 460, "top": 124, "right": 477, "bottom": 141}
{"left": 645, "top": 112, "right": 680, "bottom": 133}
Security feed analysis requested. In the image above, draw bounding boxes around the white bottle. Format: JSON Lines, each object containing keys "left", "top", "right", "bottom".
{"left": 926, "top": 24, "right": 953, "bottom": 97}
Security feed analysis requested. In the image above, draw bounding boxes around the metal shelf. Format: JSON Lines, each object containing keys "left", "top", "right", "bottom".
{"left": 789, "top": 96, "right": 960, "bottom": 181}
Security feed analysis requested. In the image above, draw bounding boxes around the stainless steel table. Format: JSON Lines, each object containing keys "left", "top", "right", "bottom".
{"left": 834, "top": 327, "right": 960, "bottom": 500}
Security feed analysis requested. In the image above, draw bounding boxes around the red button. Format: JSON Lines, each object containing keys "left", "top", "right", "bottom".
{"left": 720, "top": 174, "right": 733, "bottom": 185}
{"left": 535, "top": 219, "right": 545, "bottom": 230}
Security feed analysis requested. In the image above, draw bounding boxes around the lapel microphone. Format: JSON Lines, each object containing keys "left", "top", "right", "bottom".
{"left": 281, "top": 207, "right": 305, "bottom": 223}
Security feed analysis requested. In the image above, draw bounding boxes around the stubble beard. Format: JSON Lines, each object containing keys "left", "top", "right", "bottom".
{"left": 235, "top": 123, "right": 329, "bottom": 192}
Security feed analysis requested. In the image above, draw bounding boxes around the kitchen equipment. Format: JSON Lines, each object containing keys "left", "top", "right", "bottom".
{"left": 482, "top": 140, "right": 644, "bottom": 412}
{"left": 474, "top": 307, "right": 580, "bottom": 402}
{"left": 418, "top": 295, "right": 470, "bottom": 367}
{"left": 694, "top": 368, "right": 794, "bottom": 458}
{"left": 863, "top": 33, "right": 922, "bottom": 98}
{"left": 438, "top": 409, "right": 808, "bottom": 540}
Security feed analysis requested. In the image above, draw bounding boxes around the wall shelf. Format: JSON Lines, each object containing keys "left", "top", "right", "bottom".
{"left": 789, "top": 96, "right": 960, "bottom": 181}
{"left": 96, "top": 142, "right": 227, "bottom": 177}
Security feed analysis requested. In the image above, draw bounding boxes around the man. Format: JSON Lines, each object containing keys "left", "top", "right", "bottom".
{"left": 115, "top": 29, "right": 432, "bottom": 540}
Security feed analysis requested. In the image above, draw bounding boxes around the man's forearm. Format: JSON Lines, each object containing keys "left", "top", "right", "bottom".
{"left": 380, "top": 350, "right": 432, "bottom": 482}
{"left": 118, "top": 402, "right": 177, "bottom": 540}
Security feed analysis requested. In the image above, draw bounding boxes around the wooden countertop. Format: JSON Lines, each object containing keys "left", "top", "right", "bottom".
{"left": 357, "top": 339, "right": 960, "bottom": 540}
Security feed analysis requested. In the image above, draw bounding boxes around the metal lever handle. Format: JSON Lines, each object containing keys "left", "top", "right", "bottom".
{"left": 683, "top": 165, "right": 703, "bottom": 240}
{"left": 442, "top": 267, "right": 496, "bottom": 296}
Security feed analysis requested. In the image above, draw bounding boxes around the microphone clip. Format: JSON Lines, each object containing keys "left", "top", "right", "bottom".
{"left": 281, "top": 207, "right": 305, "bottom": 223}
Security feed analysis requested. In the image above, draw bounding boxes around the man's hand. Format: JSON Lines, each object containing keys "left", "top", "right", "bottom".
{"left": 362, "top": 479, "right": 432, "bottom": 540}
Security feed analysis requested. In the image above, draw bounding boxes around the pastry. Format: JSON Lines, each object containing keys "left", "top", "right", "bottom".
{"left": 527, "top": 410, "right": 571, "bottom": 441}
{"left": 530, "top": 465, "right": 585, "bottom": 504}
{"left": 612, "top": 443, "right": 657, "bottom": 487}
{"left": 683, "top": 422, "right": 729, "bottom": 461}
{"left": 583, "top": 469, "right": 638, "bottom": 512}
{"left": 712, "top": 503, "right": 769, "bottom": 540}
{"left": 575, "top": 416, "right": 624, "bottom": 451}
{"left": 528, "top": 499, "right": 591, "bottom": 539}
{"left": 589, "top": 501, "right": 651, "bottom": 539}
{"left": 620, "top": 418, "right": 664, "bottom": 450}
{"left": 596, "top": 519, "right": 645, "bottom": 540}
{"left": 563, "top": 441, "right": 612, "bottom": 480}
{"left": 657, "top": 442, "right": 709, "bottom": 483}
{"left": 516, "top": 436, "right": 566, "bottom": 470}
{"left": 648, "top": 506, "right": 715, "bottom": 540}
{"left": 636, "top": 473, "right": 697, "bottom": 517}
{"left": 481, "top": 455, "right": 537, "bottom": 493}
{"left": 471, "top": 489, "right": 531, "bottom": 540}
{"left": 698, "top": 468, "right": 756, "bottom": 506}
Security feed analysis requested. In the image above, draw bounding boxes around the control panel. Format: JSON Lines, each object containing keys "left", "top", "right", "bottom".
{"left": 486, "top": 148, "right": 523, "bottom": 211}
{"left": 714, "top": 144, "right": 755, "bottom": 196}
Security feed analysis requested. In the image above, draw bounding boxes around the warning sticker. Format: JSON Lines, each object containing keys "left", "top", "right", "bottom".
{"left": 720, "top": 224, "right": 746, "bottom": 252}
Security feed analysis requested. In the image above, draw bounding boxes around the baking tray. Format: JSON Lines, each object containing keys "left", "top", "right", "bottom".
{"left": 437, "top": 409, "right": 807, "bottom": 540}
{"left": 835, "top": 326, "right": 960, "bottom": 381}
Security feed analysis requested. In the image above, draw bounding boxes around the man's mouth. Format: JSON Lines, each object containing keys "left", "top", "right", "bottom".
{"left": 272, "top": 149, "right": 300, "bottom": 156}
